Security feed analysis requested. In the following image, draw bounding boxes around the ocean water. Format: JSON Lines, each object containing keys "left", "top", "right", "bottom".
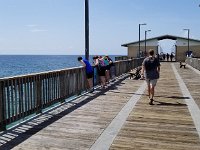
{"left": 0, "top": 55, "right": 117, "bottom": 78}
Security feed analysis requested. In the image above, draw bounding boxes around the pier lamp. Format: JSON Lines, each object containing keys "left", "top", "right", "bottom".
{"left": 183, "top": 28, "right": 190, "bottom": 56}
{"left": 85, "top": 0, "right": 89, "bottom": 60}
{"left": 139, "top": 23, "right": 147, "bottom": 58}
{"left": 145, "top": 30, "right": 151, "bottom": 56}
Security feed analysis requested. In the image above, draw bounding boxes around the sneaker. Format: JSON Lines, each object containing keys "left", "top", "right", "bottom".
{"left": 149, "top": 98, "right": 154, "bottom": 105}
{"left": 89, "top": 89, "right": 94, "bottom": 93}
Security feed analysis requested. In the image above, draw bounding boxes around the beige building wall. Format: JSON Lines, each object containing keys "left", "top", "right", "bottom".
{"left": 140, "top": 46, "right": 158, "bottom": 55}
{"left": 128, "top": 46, "right": 158, "bottom": 58}
{"left": 176, "top": 46, "right": 187, "bottom": 61}
{"left": 125, "top": 37, "right": 200, "bottom": 61}
{"left": 128, "top": 46, "right": 138, "bottom": 58}
{"left": 190, "top": 45, "right": 200, "bottom": 58}
{"left": 176, "top": 45, "right": 200, "bottom": 61}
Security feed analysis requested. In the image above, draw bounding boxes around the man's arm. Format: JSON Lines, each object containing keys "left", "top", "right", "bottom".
{"left": 141, "top": 63, "right": 145, "bottom": 79}
{"left": 157, "top": 66, "right": 160, "bottom": 73}
{"left": 80, "top": 60, "right": 86, "bottom": 67}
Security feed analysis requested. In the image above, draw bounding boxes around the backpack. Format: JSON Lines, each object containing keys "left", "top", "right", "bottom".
{"left": 98, "top": 59, "right": 105, "bottom": 70}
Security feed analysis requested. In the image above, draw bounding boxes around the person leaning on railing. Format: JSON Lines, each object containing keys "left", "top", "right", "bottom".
{"left": 78, "top": 56, "right": 94, "bottom": 90}
{"left": 93, "top": 56, "right": 107, "bottom": 88}
{"left": 103, "top": 56, "right": 111, "bottom": 83}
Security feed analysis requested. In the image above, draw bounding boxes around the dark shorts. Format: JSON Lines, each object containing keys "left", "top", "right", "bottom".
{"left": 86, "top": 72, "right": 93, "bottom": 79}
{"left": 98, "top": 66, "right": 106, "bottom": 76}
{"left": 105, "top": 65, "right": 111, "bottom": 70}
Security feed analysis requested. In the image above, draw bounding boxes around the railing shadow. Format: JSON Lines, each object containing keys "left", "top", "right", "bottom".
{"left": 154, "top": 95, "right": 190, "bottom": 99}
{"left": 153, "top": 100, "right": 187, "bottom": 106}
{"left": 0, "top": 75, "right": 127, "bottom": 150}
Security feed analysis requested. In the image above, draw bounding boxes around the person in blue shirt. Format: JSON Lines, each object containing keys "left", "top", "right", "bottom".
{"left": 78, "top": 56, "right": 93, "bottom": 90}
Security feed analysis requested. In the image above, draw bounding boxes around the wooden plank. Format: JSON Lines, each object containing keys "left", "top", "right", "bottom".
{"left": 10, "top": 76, "right": 143, "bottom": 149}
{"left": 110, "top": 63, "right": 200, "bottom": 150}
{"left": 1, "top": 62, "right": 200, "bottom": 149}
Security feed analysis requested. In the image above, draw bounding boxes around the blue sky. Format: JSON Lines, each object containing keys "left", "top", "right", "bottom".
{"left": 0, "top": 0, "right": 199, "bottom": 55}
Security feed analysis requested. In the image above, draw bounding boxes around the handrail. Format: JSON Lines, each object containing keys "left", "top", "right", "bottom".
{"left": 0, "top": 58, "right": 143, "bottom": 130}
{"left": 185, "top": 57, "right": 200, "bottom": 71}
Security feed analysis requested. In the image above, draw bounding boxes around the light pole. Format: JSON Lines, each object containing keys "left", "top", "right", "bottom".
{"left": 183, "top": 28, "right": 190, "bottom": 56}
{"left": 145, "top": 29, "right": 151, "bottom": 56}
{"left": 85, "top": 0, "right": 89, "bottom": 60}
{"left": 139, "top": 23, "right": 147, "bottom": 58}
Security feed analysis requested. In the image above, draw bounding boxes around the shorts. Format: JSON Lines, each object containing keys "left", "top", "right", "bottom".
{"left": 86, "top": 72, "right": 93, "bottom": 79}
{"left": 105, "top": 65, "right": 111, "bottom": 70}
{"left": 98, "top": 66, "right": 106, "bottom": 76}
{"left": 145, "top": 79, "right": 157, "bottom": 87}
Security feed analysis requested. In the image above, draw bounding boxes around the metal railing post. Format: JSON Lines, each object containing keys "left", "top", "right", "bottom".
{"left": 0, "top": 81, "right": 6, "bottom": 131}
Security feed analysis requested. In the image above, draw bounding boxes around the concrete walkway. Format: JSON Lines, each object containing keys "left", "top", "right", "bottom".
{"left": 0, "top": 62, "right": 200, "bottom": 150}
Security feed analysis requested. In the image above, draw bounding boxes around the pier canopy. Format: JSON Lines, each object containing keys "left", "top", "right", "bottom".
{"left": 122, "top": 34, "right": 200, "bottom": 61}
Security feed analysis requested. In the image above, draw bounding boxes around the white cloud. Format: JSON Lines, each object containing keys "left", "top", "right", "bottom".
{"left": 25, "top": 24, "right": 47, "bottom": 32}
{"left": 30, "top": 29, "right": 48, "bottom": 32}
{"left": 26, "top": 24, "right": 39, "bottom": 28}
{"left": 68, "top": 46, "right": 73, "bottom": 49}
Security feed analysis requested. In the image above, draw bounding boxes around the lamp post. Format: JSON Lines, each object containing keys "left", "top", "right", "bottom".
{"left": 145, "top": 29, "right": 151, "bottom": 56}
{"left": 183, "top": 28, "right": 190, "bottom": 56}
{"left": 138, "top": 23, "right": 147, "bottom": 58}
{"left": 85, "top": 0, "right": 89, "bottom": 60}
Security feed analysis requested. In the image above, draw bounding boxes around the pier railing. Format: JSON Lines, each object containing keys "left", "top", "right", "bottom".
{"left": 0, "top": 58, "right": 143, "bottom": 130}
{"left": 185, "top": 57, "right": 200, "bottom": 71}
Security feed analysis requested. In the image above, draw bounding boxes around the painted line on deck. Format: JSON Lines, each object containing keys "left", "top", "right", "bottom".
{"left": 187, "top": 64, "right": 200, "bottom": 75}
{"left": 172, "top": 63, "right": 200, "bottom": 139}
{"left": 90, "top": 81, "right": 147, "bottom": 150}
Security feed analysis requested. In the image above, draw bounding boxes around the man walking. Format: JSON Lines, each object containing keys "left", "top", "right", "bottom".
{"left": 141, "top": 49, "right": 160, "bottom": 105}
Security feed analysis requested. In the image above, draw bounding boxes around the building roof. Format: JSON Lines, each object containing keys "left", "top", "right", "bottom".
{"left": 121, "top": 34, "right": 200, "bottom": 47}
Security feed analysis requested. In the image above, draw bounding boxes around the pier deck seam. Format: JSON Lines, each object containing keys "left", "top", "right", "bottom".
{"left": 172, "top": 63, "right": 200, "bottom": 139}
{"left": 90, "top": 82, "right": 146, "bottom": 150}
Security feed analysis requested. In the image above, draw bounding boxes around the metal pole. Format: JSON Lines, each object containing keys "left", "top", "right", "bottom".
{"left": 85, "top": 0, "right": 89, "bottom": 60}
{"left": 188, "top": 29, "right": 190, "bottom": 54}
{"left": 183, "top": 28, "right": 190, "bottom": 56}
{"left": 145, "top": 30, "right": 146, "bottom": 56}
{"left": 138, "top": 23, "right": 146, "bottom": 58}
{"left": 139, "top": 24, "right": 141, "bottom": 58}
{"left": 145, "top": 30, "right": 151, "bottom": 56}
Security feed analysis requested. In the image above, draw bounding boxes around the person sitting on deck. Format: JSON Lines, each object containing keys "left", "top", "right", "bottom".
{"left": 129, "top": 66, "right": 142, "bottom": 80}
{"left": 180, "top": 61, "right": 186, "bottom": 68}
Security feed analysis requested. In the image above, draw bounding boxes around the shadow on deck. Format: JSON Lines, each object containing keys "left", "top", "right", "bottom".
{"left": 0, "top": 62, "right": 200, "bottom": 150}
{"left": 0, "top": 76, "right": 127, "bottom": 150}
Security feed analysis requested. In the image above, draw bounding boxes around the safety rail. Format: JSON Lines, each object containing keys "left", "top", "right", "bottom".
{"left": 185, "top": 57, "right": 200, "bottom": 71}
{"left": 0, "top": 58, "right": 143, "bottom": 130}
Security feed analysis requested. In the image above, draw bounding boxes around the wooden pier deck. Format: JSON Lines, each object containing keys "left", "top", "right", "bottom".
{"left": 0, "top": 62, "right": 200, "bottom": 150}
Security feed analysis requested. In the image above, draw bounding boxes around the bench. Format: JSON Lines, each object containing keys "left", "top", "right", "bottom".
{"left": 180, "top": 61, "right": 186, "bottom": 68}
{"left": 129, "top": 66, "right": 142, "bottom": 79}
